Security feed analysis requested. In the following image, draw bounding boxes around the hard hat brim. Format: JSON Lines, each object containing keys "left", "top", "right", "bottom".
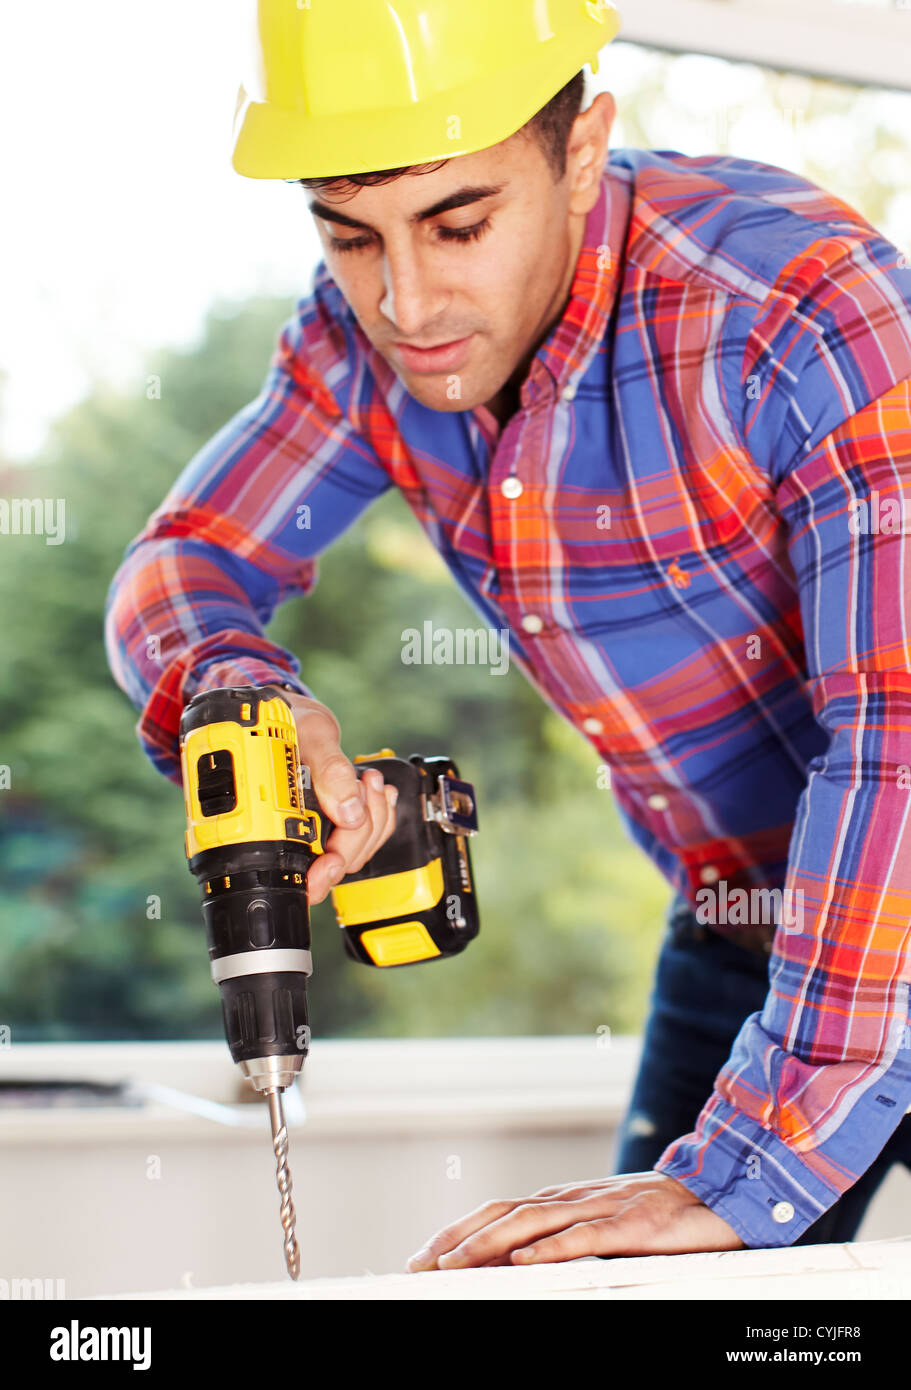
{"left": 232, "top": 13, "right": 620, "bottom": 180}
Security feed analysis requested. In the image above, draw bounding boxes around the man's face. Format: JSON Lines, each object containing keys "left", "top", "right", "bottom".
{"left": 306, "top": 94, "right": 613, "bottom": 417}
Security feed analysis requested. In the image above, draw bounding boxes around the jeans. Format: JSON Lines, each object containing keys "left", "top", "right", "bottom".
{"left": 614, "top": 892, "right": 911, "bottom": 1244}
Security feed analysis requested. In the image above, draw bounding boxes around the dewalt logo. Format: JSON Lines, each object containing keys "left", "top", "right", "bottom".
{"left": 285, "top": 743, "right": 300, "bottom": 811}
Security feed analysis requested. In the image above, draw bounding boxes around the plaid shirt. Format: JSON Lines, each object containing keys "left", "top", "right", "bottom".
{"left": 105, "top": 148, "right": 911, "bottom": 1246}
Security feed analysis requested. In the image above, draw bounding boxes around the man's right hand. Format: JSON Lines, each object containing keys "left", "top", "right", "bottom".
{"left": 281, "top": 692, "right": 399, "bottom": 905}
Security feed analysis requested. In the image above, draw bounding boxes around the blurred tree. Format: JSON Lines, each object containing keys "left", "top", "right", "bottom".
{"left": 0, "top": 295, "right": 667, "bottom": 1044}
{"left": 2, "top": 45, "right": 908, "bottom": 1047}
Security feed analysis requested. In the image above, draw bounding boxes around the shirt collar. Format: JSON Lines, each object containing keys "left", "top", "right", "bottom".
{"left": 534, "top": 160, "right": 632, "bottom": 400}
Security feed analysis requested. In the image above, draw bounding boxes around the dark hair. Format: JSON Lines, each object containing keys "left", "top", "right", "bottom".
{"left": 295, "top": 69, "right": 587, "bottom": 196}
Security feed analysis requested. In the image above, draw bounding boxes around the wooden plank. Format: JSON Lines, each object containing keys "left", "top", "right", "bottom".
{"left": 114, "top": 1237, "right": 911, "bottom": 1300}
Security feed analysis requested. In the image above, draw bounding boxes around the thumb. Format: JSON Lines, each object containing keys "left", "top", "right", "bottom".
{"left": 285, "top": 695, "right": 367, "bottom": 830}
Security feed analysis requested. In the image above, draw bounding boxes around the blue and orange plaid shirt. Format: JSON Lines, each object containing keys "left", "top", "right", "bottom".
{"left": 105, "top": 148, "right": 911, "bottom": 1247}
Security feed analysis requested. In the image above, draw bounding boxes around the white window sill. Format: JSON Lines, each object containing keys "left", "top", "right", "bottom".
{"left": 0, "top": 1035, "right": 640, "bottom": 1144}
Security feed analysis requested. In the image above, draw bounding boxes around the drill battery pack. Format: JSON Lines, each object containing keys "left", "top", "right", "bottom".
{"left": 324, "top": 746, "right": 479, "bottom": 968}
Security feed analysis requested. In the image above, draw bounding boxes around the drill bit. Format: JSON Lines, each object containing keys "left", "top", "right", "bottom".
{"left": 266, "top": 1088, "right": 300, "bottom": 1280}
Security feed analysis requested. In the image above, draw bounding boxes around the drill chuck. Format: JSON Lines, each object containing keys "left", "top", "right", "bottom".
{"left": 189, "top": 844, "right": 313, "bottom": 1091}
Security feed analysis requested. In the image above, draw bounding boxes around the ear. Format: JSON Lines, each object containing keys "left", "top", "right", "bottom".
{"left": 567, "top": 91, "right": 616, "bottom": 216}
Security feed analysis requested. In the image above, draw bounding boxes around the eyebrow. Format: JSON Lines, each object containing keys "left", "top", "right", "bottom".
{"left": 307, "top": 183, "right": 507, "bottom": 233}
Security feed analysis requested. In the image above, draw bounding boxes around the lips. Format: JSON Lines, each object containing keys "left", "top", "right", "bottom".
{"left": 393, "top": 334, "right": 475, "bottom": 373}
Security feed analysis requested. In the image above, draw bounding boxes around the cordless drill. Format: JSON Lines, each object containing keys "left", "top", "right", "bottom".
{"left": 178, "top": 683, "right": 479, "bottom": 1278}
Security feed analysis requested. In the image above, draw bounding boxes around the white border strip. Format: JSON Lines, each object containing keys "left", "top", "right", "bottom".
{"left": 615, "top": 0, "right": 911, "bottom": 91}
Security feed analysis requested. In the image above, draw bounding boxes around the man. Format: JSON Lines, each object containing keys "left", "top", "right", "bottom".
{"left": 105, "top": 0, "right": 911, "bottom": 1269}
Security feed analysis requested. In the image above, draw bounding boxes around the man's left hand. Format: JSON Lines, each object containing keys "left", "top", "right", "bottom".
{"left": 406, "top": 1171, "right": 745, "bottom": 1271}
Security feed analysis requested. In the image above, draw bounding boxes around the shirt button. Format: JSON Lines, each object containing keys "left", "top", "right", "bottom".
{"left": 562, "top": 383, "right": 577, "bottom": 402}
{"left": 772, "top": 1201, "right": 795, "bottom": 1224}
{"left": 582, "top": 717, "right": 603, "bottom": 734}
{"left": 521, "top": 614, "right": 544, "bottom": 634}
{"left": 699, "top": 865, "right": 720, "bottom": 884}
{"left": 647, "top": 793, "right": 669, "bottom": 811}
{"left": 500, "top": 476, "right": 523, "bottom": 499}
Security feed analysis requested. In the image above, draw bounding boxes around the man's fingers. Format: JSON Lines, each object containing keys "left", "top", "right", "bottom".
{"left": 530, "top": 1180, "right": 607, "bottom": 1200}
{"left": 306, "top": 778, "right": 369, "bottom": 905}
{"left": 277, "top": 697, "right": 400, "bottom": 902}
{"left": 344, "top": 768, "right": 395, "bottom": 872}
{"left": 531, "top": 1171, "right": 679, "bottom": 1202}
{"left": 307, "top": 772, "right": 399, "bottom": 904}
{"left": 406, "top": 1174, "right": 648, "bottom": 1270}
{"left": 280, "top": 694, "right": 369, "bottom": 904}
{"left": 407, "top": 1173, "right": 744, "bottom": 1273}
{"left": 322, "top": 770, "right": 386, "bottom": 870}
{"left": 433, "top": 1196, "right": 609, "bottom": 1270}
{"left": 283, "top": 694, "right": 366, "bottom": 830}
{"left": 406, "top": 1199, "right": 523, "bottom": 1271}
{"left": 511, "top": 1217, "right": 624, "bottom": 1266}
{"left": 513, "top": 1192, "right": 742, "bottom": 1263}
{"left": 311, "top": 749, "right": 367, "bottom": 828}
{"left": 435, "top": 1198, "right": 605, "bottom": 1269}
{"left": 407, "top": 1193, "right": 605, "bottom": 1272}
{"left": 306, "top": 851, "right": 347, "bottom": 906}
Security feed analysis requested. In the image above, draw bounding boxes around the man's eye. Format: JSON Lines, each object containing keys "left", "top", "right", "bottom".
{"left": 436, "top": 217, "right": 491, "bottom": 244}
{"left": 329, "top": 234, "right": 373, "bottom": 253}
{"left": 329, "top": 217, "right": 492, "bottom": 254}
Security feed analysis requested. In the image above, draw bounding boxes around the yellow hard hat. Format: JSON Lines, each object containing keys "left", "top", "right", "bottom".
{"left": 232, "top": 0, "right": 622, "bottom": 179}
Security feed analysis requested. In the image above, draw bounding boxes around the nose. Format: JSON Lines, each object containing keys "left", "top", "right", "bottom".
{"left": 378, "top": 239, "right": 450, "bottom": 340}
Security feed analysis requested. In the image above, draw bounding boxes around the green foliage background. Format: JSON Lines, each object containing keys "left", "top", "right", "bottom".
{"left": 0, "top": 298, "right": 669, "bottom": 1044}
{"left": 2, "top": 52, "right": 907, "bottom": 1044}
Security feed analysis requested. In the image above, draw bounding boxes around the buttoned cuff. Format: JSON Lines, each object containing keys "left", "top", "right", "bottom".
{"left": 654, "top": 1098, "right": 841, "bottom": 1247}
